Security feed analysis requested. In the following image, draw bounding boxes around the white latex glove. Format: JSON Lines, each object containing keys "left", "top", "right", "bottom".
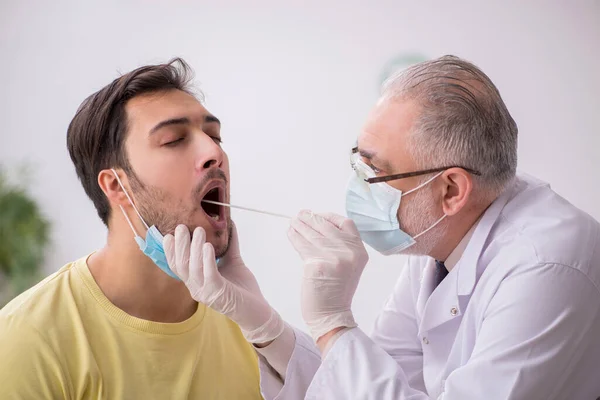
{"left": 287, "top": 210, "right": 369, "bottom": 342}
{"left": 163, "top": 223, "right": 284, "bottom": 344}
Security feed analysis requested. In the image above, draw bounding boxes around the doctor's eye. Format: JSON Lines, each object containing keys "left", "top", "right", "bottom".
{"left": 367, "top": 163, "right": 382, "bottom": 174}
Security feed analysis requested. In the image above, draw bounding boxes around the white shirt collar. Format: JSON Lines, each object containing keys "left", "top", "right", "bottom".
{"left": 443, "top": 218, "right": 480, "bottom": 272}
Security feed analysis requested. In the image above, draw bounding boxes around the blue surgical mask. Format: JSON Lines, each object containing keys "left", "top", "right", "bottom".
{"left": 111, "top": 169, "right": 181, "bottom": 280}
{"left": 345, "top": 158, "right": 446, "bottom": 255}
{"left": 135, "top": 226, "right": 180, "bottom": 280}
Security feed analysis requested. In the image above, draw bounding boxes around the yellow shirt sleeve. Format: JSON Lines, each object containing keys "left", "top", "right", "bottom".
{"left": 0, "top": 317, "right": 70, "bottom": 399}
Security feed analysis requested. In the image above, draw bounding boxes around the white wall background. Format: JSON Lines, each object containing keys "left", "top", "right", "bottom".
{"left": 1, "top": 1, "right": 599, "bottom": 333}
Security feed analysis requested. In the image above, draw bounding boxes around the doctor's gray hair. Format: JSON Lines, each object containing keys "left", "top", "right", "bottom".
{"left": 381, "top": 55, "right": 518, "bottom": 197}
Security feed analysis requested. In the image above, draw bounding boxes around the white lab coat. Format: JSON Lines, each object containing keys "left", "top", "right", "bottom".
{"left": 258, "top": 173, "right": 600, "bottom": 399}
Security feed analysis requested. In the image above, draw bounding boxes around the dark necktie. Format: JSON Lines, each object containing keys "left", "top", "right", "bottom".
{"left": 434, "top": 260, "right": 448, "bottom": 288}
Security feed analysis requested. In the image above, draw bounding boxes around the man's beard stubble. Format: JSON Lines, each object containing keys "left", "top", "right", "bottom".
{"left": 127, "top": 168, "right": 233, "bottom": 258}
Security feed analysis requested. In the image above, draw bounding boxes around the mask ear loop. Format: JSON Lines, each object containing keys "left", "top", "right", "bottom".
{"left": 111, "top": 169, "right": 150, "bottom": 237}
{"left": 403, "top": 170, "right": 445, "bottom": 196}
{"left": 403, "top": 170, "right": 447, "bottom": 240}
{"left": 413, "top": 214, "right": 447, "bottom": 240}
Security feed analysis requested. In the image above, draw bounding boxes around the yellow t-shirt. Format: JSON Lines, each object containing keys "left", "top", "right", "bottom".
{"left": 0, "top": 256, "right": 263, "bottom": 399}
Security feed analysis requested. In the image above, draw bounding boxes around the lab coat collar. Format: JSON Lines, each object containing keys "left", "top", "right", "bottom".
{"left": 455, "top": 181, "right": 514, "bottom": 296}
{"left": 444, "top": 218, "right": 478, "bottom": 272}
{"left": 418, "top": 180, "right": 515, "bottom": 334}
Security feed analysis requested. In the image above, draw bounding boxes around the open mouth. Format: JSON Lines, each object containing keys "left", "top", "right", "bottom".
{"left": 201, "top": 187, "right": 223, "bottom": 221}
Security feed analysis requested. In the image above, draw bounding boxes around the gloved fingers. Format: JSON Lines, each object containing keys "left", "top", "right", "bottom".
{"left": 319, "top": 213, "right": 361, "bottom": 237}
{"left": 163, "top": 233, "right": 178, "bottom": 277}
{"left": 218, "top": 220, "right": 241, "bottom": 269}
{"left": 287, "top": 224, "right": 317, "bottom": 260}
{"left": 316, "top": 212, "right": 348, "bottom": 229}
{"left": 289, "top": 215, "right": 362, "bottom": 261}
{"left": 174, "top": 225, "right": 192, "bottom": 281}
{"left": 297, "top": 210, "right": 352, "bottom": 238}
{"left": 188, "top": 226, "right": 206, "bottom": 289}
{"left": 202, "top": 242, "right": 220, "bottom": 282}
{"left": 226, "top": 221, "right": 240, "bottom": 256}
{"left": 290, "top": 211, "right": 327, "bottom": 245}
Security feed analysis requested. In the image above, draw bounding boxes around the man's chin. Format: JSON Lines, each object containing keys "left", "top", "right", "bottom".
{"left": 207, "top": 234, "right": 227, "bottom": 259}
{"left": 212, "top": 221, "right": 233, "bottom": 259}
{"left": 214, "top": 242, "right": 228, "bottom": 259}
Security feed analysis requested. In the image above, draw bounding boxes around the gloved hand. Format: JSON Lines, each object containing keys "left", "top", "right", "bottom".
{"left": 163, "top": 222, "right": 284, "bottom": 344}
{"left": 287, "top": 211, "right": 369, "bottom": 342}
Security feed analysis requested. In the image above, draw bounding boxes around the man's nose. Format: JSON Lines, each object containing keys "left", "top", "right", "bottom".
{"left": 194, "top": 134, "right": 224, "bottom": 171}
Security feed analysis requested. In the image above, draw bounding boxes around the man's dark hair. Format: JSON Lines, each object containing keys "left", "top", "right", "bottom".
{"left": 67, "top": 58, "right": 195, "bottom": 226}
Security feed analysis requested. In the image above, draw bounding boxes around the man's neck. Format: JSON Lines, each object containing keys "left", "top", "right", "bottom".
{"left": 87, "top": 233, "right": 197, "bottom": 323}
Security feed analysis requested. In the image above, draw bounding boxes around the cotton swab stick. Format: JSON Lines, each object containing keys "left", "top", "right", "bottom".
{"left": 202, "top": 200, "right": 292, "bottom": 220}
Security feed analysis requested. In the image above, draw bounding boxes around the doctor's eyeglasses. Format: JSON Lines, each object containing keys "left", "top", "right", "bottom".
{"left": 350, "top": 146, "right": 482, "bottom": 184}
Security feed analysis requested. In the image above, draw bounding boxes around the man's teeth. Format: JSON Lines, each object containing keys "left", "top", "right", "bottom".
{"left": 210, "top": 214, "right": 220, "bottom": 221}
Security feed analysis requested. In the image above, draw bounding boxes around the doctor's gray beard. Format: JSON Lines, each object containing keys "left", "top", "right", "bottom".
{"left": 398, "top": 182, "right": 448, "bottom": 257}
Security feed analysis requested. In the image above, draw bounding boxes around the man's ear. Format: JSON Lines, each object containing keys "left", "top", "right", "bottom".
{"left": 98, "top": 169, "right": 131, "bottom": 208}
{"left": 440, "top": 168, "right": 473, "bottom": 216}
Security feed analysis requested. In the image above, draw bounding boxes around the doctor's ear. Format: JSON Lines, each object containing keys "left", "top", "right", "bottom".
{"left": 440, "top": 168, "right": 473, "bottom": 216}
{"left": 98, "top": 168, "right": 131, "bottom": 207}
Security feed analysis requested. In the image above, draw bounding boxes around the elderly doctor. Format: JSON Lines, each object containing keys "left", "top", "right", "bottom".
{"left": 164, "top": 55, "right": 600, "bottom": 399}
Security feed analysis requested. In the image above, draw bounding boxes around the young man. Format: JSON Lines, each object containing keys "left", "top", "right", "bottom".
{"left": 0, "top": 59, "right": 264, "bottom": 399}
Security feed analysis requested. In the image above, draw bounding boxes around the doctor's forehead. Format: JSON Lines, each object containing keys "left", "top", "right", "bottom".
{"left": 363, "top": 99, "right": 420, "bottom": 141}
{"left": 360, "top": 99, "right": 420, "bottom": 149}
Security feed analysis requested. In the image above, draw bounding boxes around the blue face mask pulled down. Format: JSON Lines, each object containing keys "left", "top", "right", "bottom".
{"left": 111, "top": 169, "right": 219, "bottom": 280}
{"left": 134, "top": 225, "right": 180, "bottom": 280}
{"left": 345, "top": 158, "right": 446, "bottom": 255}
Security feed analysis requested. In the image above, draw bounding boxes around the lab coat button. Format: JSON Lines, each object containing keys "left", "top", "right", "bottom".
{"left": 422, "top": 336, "right": 429, "bottom": 345}
{"left": 450, "top": 307, "right": 458, "bottom": 316}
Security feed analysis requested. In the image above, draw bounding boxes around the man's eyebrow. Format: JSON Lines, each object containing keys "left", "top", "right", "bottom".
{"left": 149, "top": 117, "right": 191, "bottom": 135}
{"left": 205, "top": 114, "right": 221, "bottom": 125}
{"left": 149, "top": 114, "right": 221, "bottom": 135}
{"left": 358, "top": 148, "right": 393, "bottom": 171}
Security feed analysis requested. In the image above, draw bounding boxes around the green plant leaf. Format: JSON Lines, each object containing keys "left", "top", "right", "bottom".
{"left": 0, "top": 166, "right": 50, "bottom": 303}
